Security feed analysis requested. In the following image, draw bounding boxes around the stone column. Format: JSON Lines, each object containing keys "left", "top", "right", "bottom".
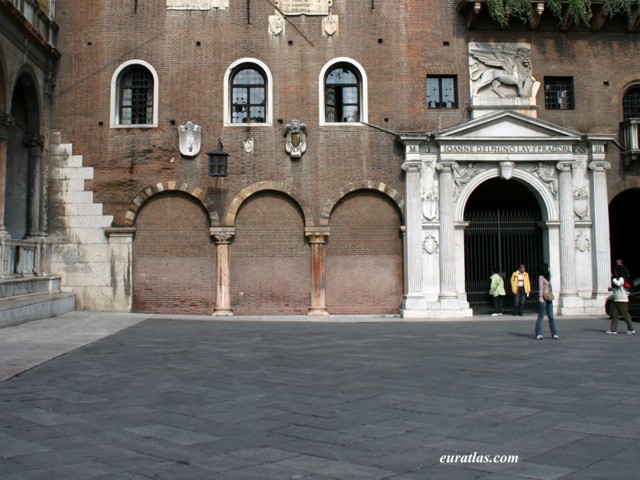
{"left": 401, "top": 152, "right": 425, "bottom": 310}
{"left": 0, "top": 114, "right": 13, "bottom": 238}
{"left": 305, "top": 227, "right": 330, "bottom": 316}
{"left": 211, "top": 228, "right": 235, "bottom": 316}
{"left": 436, "top": 161, "right": 457, "bottom": 298}
{"left": 589, "top": 157, "right": 612, "bottom": 295}
{"left": 557, "top": 161, "right": 577, "bottom": 296}
{"left": 25, "top": 134, "right": 44, "bottom": 237}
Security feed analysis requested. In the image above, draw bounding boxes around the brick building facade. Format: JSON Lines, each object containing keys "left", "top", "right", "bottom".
{"left": 3, "top": 0, "right": 640, "bottom": 319}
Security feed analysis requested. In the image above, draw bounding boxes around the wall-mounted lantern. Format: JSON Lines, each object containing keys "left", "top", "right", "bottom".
{"left": 208, "top": 140, "right": 229, "bottom": 177}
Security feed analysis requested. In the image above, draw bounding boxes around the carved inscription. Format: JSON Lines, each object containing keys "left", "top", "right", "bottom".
{"left": 441, "top": 145, "right": 573, "bottom": 154}
{"left": 167, "top": 0, "right": 229, "bottom": 9}
{"left": 275, "top": 0, "right": 331, "bottom": 16}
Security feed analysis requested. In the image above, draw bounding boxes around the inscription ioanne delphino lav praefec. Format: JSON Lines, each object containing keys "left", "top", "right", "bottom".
{"left": 275, "top": 0, "right": 331, "bottom": 15}
{"left": 441, "top": 144, "right": 573, "bottom": 154}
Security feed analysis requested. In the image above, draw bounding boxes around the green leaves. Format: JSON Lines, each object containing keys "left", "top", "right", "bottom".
{"left": 486, "top": 0, "right": 640, "bottom": 28}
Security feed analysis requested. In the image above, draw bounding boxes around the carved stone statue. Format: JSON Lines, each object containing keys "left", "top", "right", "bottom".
{"left": 469, "top": 43, "right": 536, "bottom": 98}
{"left": 452, "top": 163, "right": 478, "bottom": 199}
{"left": 531, "top": 162, "right": 557, "bottom": 197}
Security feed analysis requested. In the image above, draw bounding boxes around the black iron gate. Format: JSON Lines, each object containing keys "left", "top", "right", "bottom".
{"left": 465, "top": 209, "right": 543, "bottom": 314}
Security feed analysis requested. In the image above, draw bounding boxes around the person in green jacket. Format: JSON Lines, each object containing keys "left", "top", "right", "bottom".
{"left": 489, "top": 268, "right": 506, "bottom": 316}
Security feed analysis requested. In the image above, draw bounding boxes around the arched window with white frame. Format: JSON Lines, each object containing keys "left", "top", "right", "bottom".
{"left": 110, "top": 60, "right": 159, "bottom": 128}
{"left": 224, "top": 58, "right": 273, "bottom": 126}
{"left": 319, "top": 58, "right": 368, "bottom": 125}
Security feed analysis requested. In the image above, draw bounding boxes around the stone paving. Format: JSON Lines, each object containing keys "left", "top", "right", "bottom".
{"left": 0, "top": 313, "right": 639, "bottom": 479}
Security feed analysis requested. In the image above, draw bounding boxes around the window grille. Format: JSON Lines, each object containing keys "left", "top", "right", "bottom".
{"left": 544, "top": 77, "right": 574, "bottom": 110}
{"left": 623, "top": 87, "right": 640, "bottom": 120}
{"left": 120, "top": 68, "right": 153, "bottom": 125}
{"left": 325, "top": 65, "right": 360, "bottom": 123}
{"left": 231, "top": 68, "right": 266, "bottom": 124}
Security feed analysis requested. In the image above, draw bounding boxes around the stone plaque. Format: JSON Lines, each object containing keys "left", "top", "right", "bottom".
{"left": 167, "top": 0, "right": 229, "bottom": 10}
{"left": 275, "top": 0, "right": 331, "bottom": 16}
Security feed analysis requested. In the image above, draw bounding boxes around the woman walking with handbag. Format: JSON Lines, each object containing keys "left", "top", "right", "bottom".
{"left": 535, "top": 263, "right": 558, "bottom": 340}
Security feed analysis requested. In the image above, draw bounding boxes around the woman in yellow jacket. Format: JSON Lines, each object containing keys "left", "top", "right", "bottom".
{"left": 510, "top": 264, "right": 531, "bottom": 316}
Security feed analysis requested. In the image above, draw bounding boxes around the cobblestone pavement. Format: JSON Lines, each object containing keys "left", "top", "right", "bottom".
{"left": 0, "top": 312, "right": 638, "bottom": 479}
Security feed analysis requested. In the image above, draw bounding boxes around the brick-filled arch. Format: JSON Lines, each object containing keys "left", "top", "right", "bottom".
{"left": 319, "top": 180, "right": 404, "bottom": 226}
{"left": 124, "top": 181, "right": 219, "bottom": 227}
{"left": 230, "top": 190, "right": 310, "bottom": 314}
{"left": 224, "top": 181, "right": 314, "bottom": 227}
{"left": 325, "top": 189, "right": 404, "bottom": 314}
{"left": 132, "top": 190, "right": 217, "bottom": 314}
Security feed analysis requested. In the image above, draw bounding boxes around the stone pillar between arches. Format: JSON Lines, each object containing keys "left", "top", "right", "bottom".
{"left": 211, "top": 228, "right": 235, "bottom": 316}
{"left": 306, "top": 227, "right": 330, "bottom": 316}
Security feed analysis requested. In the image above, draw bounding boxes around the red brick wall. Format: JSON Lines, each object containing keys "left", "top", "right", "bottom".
{"left": 133, "top": 192, "right": 216, "bottom": 314}
{"left": 326, "top": 191, "right": 403, "bottom": 314}
{"left": 231, "top": 191, "right": 309, "bottom": 314}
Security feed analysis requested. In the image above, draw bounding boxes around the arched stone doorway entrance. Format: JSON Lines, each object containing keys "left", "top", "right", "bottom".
{"left": 464, "top": 178, "right": 543, "bottom": 315}
{"left": 6, "top": 72, "right": 40, "bottom": 239}
{"left": 609, "top": 188, "right": 640, "bottom": 279}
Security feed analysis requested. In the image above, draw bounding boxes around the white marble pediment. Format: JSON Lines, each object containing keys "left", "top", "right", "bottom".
{"left": 436, "top": 111, "right": 581, "bottom": 141}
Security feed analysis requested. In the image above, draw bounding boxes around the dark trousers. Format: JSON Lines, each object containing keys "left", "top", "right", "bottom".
{"left": 493, "top": 295, "right": 503, "bottom": 314}
{"left": 514, "top": 287, "right": 526, "bottom": 315}
{"left": 610, "top": 302, "right": 635, "bottom": 333}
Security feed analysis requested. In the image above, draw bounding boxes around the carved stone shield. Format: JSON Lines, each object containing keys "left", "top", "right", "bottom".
{"left": 178, "top": 122, "right": 201, "bottom": 157}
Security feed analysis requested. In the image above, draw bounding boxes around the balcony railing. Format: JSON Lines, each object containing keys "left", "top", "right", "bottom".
{"left": 0, "top": 237, "right": 51, "bottom": 278}
{"left": 620, "top": 119, "right": 640, "bottom": 169}
{"left": 10, "top": 0, "right": 57, "bottom": 46}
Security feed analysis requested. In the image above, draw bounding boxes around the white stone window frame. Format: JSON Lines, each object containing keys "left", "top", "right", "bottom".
{"left": 110, "top": 60, "right": 159, "bottom": 128}
{"left": 224, "top": 58, "right": 273, "bottom": 127}
{"left": 319, "top": 57, "right": 368, "bottom": 126}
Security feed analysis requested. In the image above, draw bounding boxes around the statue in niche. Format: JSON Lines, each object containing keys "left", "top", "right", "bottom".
{"left": 531, "top": 162, "right": 558, "bottom": 197}
{"left": 177, "top": 121, "right": 201, "bottom": 157}
{"left": 452, "top": 163, "right": 478, "bottom": 199}
{"left": 284, "top": 119, "right": 307, "bottom": 159}
{"left": 469, "top": 43, "right": 536, "bottom": 98}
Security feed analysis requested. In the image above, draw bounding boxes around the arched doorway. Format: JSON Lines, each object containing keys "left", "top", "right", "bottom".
{"left": 6, "top": 73, "right": 39, "bottom": 239}
{"left": 609, "top": 188, "right": 640, "bottom": 279}
{"left": 132, "top": 192, "right": 216, "bottom": 314}
{"left": 464, "top": 178, "right": 543, "bottom": 315}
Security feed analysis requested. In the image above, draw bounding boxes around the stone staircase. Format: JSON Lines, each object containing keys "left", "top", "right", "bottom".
{"left": 0, "top": 276, "right": 75, "bottom": 328}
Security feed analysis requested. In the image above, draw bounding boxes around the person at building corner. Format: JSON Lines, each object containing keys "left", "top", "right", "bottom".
{"left": 510, "top": 264, "right": 530, "bottom": 316}
{"left": 489, "top": 268, "right": 506, "bottom": 316}
{"left": 606, "top": 265, "right": 636, "bottom": 335}
{"left": 535, "top": 263, "right": 558, "bottom": 340}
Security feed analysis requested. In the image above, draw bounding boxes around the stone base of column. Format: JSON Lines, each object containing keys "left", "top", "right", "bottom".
{"left": 307, "top": 307, "right": 329, "bottom": 316}
{"left": 402, "top": 298, "right": 473, "bottom": 319}
{"left": 213, "top": 308, "right": 234, "bottom": 316}
{"left": 401, "top": 294, "right": 427, "bottom": 311}
{"left": 557, "top": 295, "right": 607, "bottom": 317}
